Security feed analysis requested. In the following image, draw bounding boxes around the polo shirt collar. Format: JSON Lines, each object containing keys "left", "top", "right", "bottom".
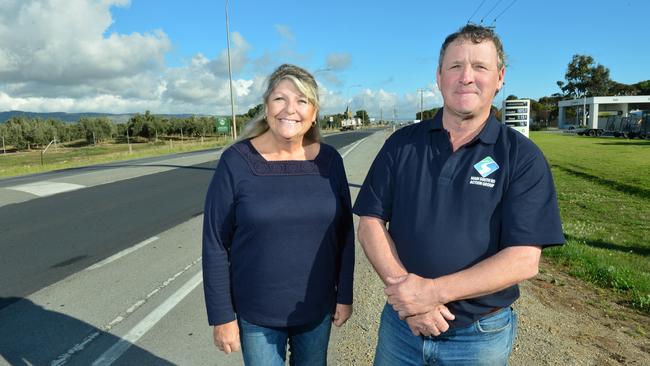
{"left": 427, "top": 109, "right": 500, "bottom": 145}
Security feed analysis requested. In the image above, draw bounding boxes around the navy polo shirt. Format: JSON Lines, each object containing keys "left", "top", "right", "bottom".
{"left": 353, "top": 110, "right": 564, "bottom": 328}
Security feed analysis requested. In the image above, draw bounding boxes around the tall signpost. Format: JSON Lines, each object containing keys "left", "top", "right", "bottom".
{"left": 502, "top": 99, "right": 530, "bottom": 138}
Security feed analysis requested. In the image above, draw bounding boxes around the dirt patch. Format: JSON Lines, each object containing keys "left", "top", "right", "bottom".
{"left": 511, "top": 258, "right": 649, "bottom": 365}
{"left": 334, "top": 255, "right": 650, "bottom": 365}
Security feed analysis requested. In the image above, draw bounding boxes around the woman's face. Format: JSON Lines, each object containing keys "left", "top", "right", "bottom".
{"left": 265, "top": 79, "right": 317, "bottom": 141}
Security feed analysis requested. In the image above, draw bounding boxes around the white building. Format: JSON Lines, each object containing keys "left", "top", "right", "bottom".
{"left": 558, "top": 95, "right": 650, "bottom": 129}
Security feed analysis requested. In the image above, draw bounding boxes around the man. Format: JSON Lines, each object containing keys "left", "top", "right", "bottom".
{"left": 353, "top": 24, "right": 564, "bottom": 365}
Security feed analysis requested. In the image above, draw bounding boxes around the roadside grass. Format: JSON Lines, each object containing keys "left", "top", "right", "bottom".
{"left": 0, "top": 137, "right": 231, "bottom": 178}
{"left": 531, "top": 132, "right": 650, "bottom": 313}
{"left": 0, "top": 128, "right": 346, "bottom": 179}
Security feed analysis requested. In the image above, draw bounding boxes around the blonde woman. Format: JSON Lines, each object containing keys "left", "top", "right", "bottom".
{"left": 202, "top": 64, "right": 354, "bottom": 365}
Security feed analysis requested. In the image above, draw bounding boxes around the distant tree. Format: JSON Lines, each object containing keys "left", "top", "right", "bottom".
{"left": 557, "top": 54, "right": 612, "bottom": 98}
{"left": 128, "top": 113, "right": 146, "bottom": 139}
{"left": 4, "top": 117, "right": 26, "bottom": 149}
{"left": 505, "top": 94, "right": 519, "bottom": 100}
{"left": 355, "top": 110, "right": 369, "bottom": 124}
{"left": 416, "top": 107, "right": 439, "bottom": 121}
{"left": 244, "top": 104, "right": 264, "bottom": 118}
{"left": 634, "top": 80, "right": 650, "bottom": 95}
{"left": 538, "top": 95, "right": 562, "bottom": 124}
{"left": 194, "top": 116, "right": 215, "bottom": 140}
{"left": 79, "top": 117, "right": 115, "bottom": 144}
{"left": 610, "top": 81, "right": 638, "bottom": 96}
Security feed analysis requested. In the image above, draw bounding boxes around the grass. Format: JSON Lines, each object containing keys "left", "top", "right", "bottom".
{"left": 531, "top": 132, "right": 650, "bottom": 313}
{"left": 0, "top": 137, "right": 232, "bottom": 178}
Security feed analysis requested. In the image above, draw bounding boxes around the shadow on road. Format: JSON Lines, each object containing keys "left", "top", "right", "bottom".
{"left": 0, "top": 297, "right": 174, "bottom": 365}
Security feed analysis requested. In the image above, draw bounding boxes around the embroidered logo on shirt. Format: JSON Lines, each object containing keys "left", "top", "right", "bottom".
{"left": 473, "top": 156, "right": 499, "bottom": 178}
{"left": 469, "top": 156, "right": 498, "bottom": 188}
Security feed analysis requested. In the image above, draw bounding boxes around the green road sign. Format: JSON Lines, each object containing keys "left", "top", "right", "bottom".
{"left": 216, "top": 118, "right": 231, "bottom": 134}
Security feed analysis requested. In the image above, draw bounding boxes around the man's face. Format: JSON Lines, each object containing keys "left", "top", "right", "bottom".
{"left": 437, "top": 39, "right": 505, "bottom": 119}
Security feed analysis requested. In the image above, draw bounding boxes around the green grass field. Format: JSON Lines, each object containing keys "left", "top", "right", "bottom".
{"left": 531, "top": 132, "right": 650, "bottom": 313}
{"left": 0, "top": 137, "right": 231, "bottom": 178}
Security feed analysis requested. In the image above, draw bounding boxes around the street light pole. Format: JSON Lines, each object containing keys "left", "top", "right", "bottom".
{"left": 225, "top": 0, "right": 237, "bottom": 139}
{"left": 417, "top": 88, "right": 425, "bottom": 120}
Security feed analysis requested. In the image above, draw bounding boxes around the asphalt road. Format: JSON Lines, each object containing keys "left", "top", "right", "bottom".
{"left": 0, "top": 131, "right": 375, "bottom": 310}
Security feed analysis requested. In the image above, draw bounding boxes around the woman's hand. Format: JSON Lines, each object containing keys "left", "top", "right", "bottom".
{"left": 213, "top": 320, "right": 241, "bottom": 354}
{"left": 332, "top": 303, "right": 353, "bottom": 327}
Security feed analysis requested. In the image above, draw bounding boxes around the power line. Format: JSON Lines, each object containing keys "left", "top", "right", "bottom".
{"left": 491, "top": 0, "right": 517, "bottom": 25}
{"left": 467, "top": 0, "right": 487, "bottom": 24}
{"left": 480, "top": 0, "right": 504, "bottom": 24}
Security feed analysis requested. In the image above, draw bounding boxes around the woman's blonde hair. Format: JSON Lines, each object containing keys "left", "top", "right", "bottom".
{"left": 239, "top": 64, "right": 321, "bottom": 142}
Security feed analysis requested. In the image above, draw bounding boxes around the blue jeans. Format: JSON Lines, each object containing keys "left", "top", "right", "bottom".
{"left": 238, "top": 313, "right": 332, "bottom": 366}
{"left": 374, "top": 303, "right": 517, "bottom": 366}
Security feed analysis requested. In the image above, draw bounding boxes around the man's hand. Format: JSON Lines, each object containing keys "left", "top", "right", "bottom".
{"left": 332, "top": 303, "right": 353, "bottom": 327}
{"left": 385, "top": 273, "right": 444, "bottom": 318}
{"left": 405, "top": 305, "right": 455, "bottom": 337}
{"left": 213, "top": 320, "right": 241, "bottom": 354}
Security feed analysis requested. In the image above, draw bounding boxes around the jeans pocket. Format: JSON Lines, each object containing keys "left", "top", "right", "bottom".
{"left": 476, "top": 308, "right": 512, "bottom": 334}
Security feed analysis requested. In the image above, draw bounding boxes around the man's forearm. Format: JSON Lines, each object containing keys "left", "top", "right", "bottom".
{"left": 357, "top": 216, "right": 407, "bottom": 284}
{"left": 432, "top": 245, "right": 542, "bottom": 304}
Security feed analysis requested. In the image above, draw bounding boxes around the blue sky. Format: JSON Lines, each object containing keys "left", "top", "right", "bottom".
{"left": 0, "top": 0, "right": 648, "bottom": 119}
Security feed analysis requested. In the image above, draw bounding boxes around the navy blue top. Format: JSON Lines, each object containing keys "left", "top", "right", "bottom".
{"left": 353, "top": 110, "right": 564, "bottom": 328}
{"left": 203, "top": 139, "right": 354, "bottom": 327}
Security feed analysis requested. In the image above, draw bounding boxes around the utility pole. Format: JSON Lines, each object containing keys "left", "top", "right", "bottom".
{"left": 417, "top": 88, "right": 425, "bottom": 120}
{"left": 226, "top": 0, "right": 237, "bottom": 139}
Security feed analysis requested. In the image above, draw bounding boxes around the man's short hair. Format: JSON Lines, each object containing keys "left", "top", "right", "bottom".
{"left": 438, "top": 24, "right": 506, "bottom": 71}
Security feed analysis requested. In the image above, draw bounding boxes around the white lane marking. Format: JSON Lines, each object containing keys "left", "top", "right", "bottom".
{"left": 51, "top": 257, "right": 202, "bottom": 366}
{"left": 91, "top": 271, "right": 204, "bottom": 366}
{"left": 85, "top": 237, "right": 159, "bottom": 271}
{"left": 341, "top": 137, "right": 367, "bottom": 159}
{"left": 8, "top": 181, "right": 85, "bottom": 197}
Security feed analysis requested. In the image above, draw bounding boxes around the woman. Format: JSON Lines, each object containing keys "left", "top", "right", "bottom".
{"left": 202, "top": 64, "right": 354, "bottom": 365}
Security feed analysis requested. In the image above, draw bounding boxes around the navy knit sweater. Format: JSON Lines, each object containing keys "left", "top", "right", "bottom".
{"left": 202, "top": 139, "right": 354, "bottom": 327}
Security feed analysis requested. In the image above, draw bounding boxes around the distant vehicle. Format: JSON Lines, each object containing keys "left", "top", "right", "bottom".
{"left": 339, "top": 118, "right": 359, "bottom": 131}
{"left": 561, "top": 124, "right": 578, "bottom": 130}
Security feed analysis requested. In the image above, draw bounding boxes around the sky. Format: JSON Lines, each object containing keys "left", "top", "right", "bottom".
{"left": 0, "top": 0, "right": 648, "bottom": 120}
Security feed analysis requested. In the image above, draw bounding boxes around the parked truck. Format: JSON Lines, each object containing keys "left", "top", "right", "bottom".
{"left": 340, "top": 118, "right": 359, "bottom": 131}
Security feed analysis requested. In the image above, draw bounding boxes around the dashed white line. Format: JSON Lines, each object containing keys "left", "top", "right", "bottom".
{"left": 91, "top": 271, "right": 204, "bottom": 366}
{"left": 85, "top": 237, "right": 159, "bottom": 271}
{"left": 52, "top": 257, "right": 202, "bottom": 366}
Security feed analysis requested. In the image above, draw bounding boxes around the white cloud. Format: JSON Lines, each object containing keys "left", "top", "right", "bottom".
{"left": 326, "top": 53, "right": 352, "bottom": 71}
{"left": 0, "top": 0, "right": 434, "bottom": 118}
{"left": 0, "top": 0, "right": 261, "bottom": 115}
{"left": 0, "top": 0, "right": 170, "bottom": 84}
{"left": 274, "top": 24, "right": 295, "bottom": 43}
{"left": 208, "top": 32, "right": 251, "bottom": 78}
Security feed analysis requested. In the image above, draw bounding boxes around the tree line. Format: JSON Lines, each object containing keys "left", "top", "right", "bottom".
{"left": 0, "top": 111, "right": 254, "bottom": 152}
